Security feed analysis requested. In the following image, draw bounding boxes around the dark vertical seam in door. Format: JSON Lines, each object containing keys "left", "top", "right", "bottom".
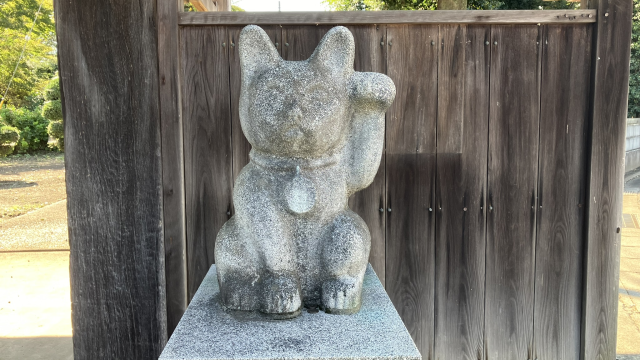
{"left": 531, "top": 23, "right": 547, "bottom": 360}
{"left": 482, "top": 24, "right": 493, "bottom": 360}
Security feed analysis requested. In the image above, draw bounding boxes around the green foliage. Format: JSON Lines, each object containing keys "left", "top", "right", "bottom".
{"left": 47, "top": 120, "right": 63, "bottom": 150}
{"left": 0, "top": 125, "right": 20, "bottom": 143}
{"left": 629, "top": 0, "right": 640, "bottom": 118}
{"left": 47, "top": 119, "right": 62, "bottom": 139}
{"left": 0, "top": 145, "right": 15, "bottom": 156}
{"left": 42, "top": 77, "right": 62, "bottom": 149}
{"left": 0, "top": 0, "right": 57, "bottom": 108}
{"left": 324, "top": 0, "right": 577, "bottom": 10}
{"left": 384, "top": 0, "right": 436, "bottom": 10}
{"left": 43, "top": 76, "right": 59, "bottom": 101}
{"left": 0, "top": 124, "right": 20, "bottom": 157}
{"left": 467, "top": 0, "right": 502, "bottom": 9}
{"left": 0, "top": 106, "right": 49, "bottom": 153}
{"left": 184, "top": 2, "right": 246, "bottom": 11}
{"left": 324, "top": 0, "right": 384, "bottom": 10}
{"left": 41, "top": 99, "right": 61, "bottom": 121}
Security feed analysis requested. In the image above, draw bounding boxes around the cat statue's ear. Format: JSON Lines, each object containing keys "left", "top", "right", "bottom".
{"left": 239, "top": 25, "right": 281, "bottom": 82}
{"left": 308, "top": 26, "right": 355, "bottom": 77}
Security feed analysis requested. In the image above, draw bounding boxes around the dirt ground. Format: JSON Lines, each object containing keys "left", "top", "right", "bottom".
{"left": 0, "top": 153, "right": 68, "bottom": 251}
{"left": 0, "top": 153, "right": 66, "bottom": 220}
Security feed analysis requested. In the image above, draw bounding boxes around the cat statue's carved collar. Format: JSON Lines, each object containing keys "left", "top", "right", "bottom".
{"left": 215, "top": 24, "right": 396, "bottom": 319}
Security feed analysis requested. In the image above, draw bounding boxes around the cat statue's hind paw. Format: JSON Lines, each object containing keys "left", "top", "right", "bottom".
{"left": 260, "top": 271, "right": 303, "bottom": 319}
{"left": 321, "top": 276, "right": 362, "bottom": 315}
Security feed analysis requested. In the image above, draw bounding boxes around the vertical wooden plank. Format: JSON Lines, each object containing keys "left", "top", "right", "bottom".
{"left": 434, "top": 25, "right": 489, "bottom": 360}
{"left": 484, "top": 25, "right": 540, "bottom": 360}
{"left": 228, "top": 26, "right": 281, "bottom": 183}
{"left": 582, "top": 0, "right": 633, "bottom": 359}
{"left": 385, "top": 24, "right": 438, "bottom": 360}
{"left": 55, "top": 0, "right": 167, "bottom": 358}
{"left": 437, "top": 25, "right": 465, "bottom": 154}
{"left": 533, "top": 25, "right": 592, "bottom": 360}
{"left": 181, "top": 26, "right": 233, "bottom": 300}
{"left": 158, "top": 0, "right": 187, "bottom": 336}
{"left": 282, "top": 25, "right": 333, "bottom": 61}
{"left": 345, "top": 25, "right": 387, "bottom": 285}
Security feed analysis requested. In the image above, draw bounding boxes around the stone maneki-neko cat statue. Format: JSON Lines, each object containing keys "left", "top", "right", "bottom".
{"left": 215, "top": 25, "right": 396, "bottom": 319}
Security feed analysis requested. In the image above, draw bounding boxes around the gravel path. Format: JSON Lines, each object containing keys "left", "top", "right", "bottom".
{"left": 0, "top": 200, "right": 68, "bottom": 251}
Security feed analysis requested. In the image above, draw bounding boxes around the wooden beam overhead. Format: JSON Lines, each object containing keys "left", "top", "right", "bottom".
{"left": 178, "top": 10, "right": 597, "bottom": 25}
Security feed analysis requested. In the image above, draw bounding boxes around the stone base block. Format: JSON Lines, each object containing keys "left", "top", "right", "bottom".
{"left": 160, "top": 264, "right": 421, "bottom": 360}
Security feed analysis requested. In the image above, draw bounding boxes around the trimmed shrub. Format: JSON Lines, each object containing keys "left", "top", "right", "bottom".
{"left": 44, "top": 77, "right": 60, "bottom": 101}
{"left": 0, "top": 108, "right": 18, "bottom": 127}
{"left": 0, "top": 125, "right": 20, "bottom": 143}
{"left": 42, "top": 100, "right": 62, "bottom": 121}
{"left": 0, "top": 107, "right": 49, "bottom": 153}
{"left": 42, "top": 77, "right": 63, "bottom": 151}
{"left": 47, "top": 120, "right": 64, "bottom": 151}
{"left": 0, "top": 125, "right": 20, "bottom": 156}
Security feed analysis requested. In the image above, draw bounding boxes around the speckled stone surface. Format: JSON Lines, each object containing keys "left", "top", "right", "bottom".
{"left": 159, "top": 264, "right": 420, "bottom": 360}
{"left": 215, "top": 25, "right": 396, "bottom": 316}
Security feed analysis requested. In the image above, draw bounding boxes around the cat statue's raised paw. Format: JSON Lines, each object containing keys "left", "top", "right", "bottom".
{"left": 215, "top": 25, "right": 395, "bottom": 318}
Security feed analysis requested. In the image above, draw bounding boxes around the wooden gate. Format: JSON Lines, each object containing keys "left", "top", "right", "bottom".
{"left": 155, "top": 6, "right": 630, "bottom": 360}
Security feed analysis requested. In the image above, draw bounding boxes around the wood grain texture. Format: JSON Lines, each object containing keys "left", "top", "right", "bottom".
{"left": 437, "top": 25, "right": 465, "bottom": 154}
{"left": 179, "top": 10, "right": 597, "bottom": 26}
{"left": 434, "top": 25, "right": 489, "bottom": 360}
{"left": 533, "top": 24, "right": 591, "bottom": 360}
{"left": 181, "top": 26, "right": 233, "bottom": 300}
{"left": 385, "top": 25, "right": 438, "bottom": 360}
{"left": 228, "top": 26, "right": 281, "bottom": 184}
{"left": 582, "top": 0, "right": 633, "bottom": 359}
{"left": 345, "top": 25, "right": 387, "bottom": 285}
{"left": 158, "top": 0, "right": 187, "bottom": 336}
{"left": 281, "top": 25, "right": 333, "bottom": 61}
{"left": 216, "top": 0, "right": 231, "bottom": 11}
{"left": 484, "top": 25, "right": 540, "bottom": 360}
{"left": 55, "top": 0, "right": 167, "bottom": 358}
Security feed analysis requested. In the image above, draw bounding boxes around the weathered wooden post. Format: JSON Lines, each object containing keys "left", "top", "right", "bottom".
{"left": 159, "top": 0, "right": 188, "bottom": 337}
{"left": 55, "top": 0, "right": 167, "bottom": 358}
{"left": 581, "top": 0, "right": 633, "bottom": 359}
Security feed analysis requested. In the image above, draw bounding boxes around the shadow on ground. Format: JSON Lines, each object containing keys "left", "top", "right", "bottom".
{"left": 0, "top": 336, "right": 72, "bottom": 360}
{"left": 0, "top": 181, "right": 37, "bottom": 190}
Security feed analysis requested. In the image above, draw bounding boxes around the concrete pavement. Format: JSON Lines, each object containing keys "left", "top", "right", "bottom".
{"left": 0, "top": 251, "right": 72, "bottom": 360}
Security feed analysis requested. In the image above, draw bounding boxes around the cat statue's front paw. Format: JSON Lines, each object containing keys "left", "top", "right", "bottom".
{"left": 260, "top": 271, "right": 302, "bottom": 319}
{"left": 321, "top": 276, "right": 362, "bottom": 315}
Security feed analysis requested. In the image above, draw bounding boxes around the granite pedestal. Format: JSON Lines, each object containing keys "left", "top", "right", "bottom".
{"left": 159, "top": 265, "right": 421, "bottom": 360}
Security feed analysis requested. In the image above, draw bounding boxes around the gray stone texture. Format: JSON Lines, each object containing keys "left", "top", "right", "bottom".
{"left": 160, "top": 265, "right": 421, "bottom": 360}
{"left": 215, "top": 25, "right": 396, "bottom": 317}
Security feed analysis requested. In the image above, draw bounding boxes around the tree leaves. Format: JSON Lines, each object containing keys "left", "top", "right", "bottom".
{"left": 629, "top": 0, "right": 640, "bottom": 118}
{"left": 0, "top": 0, "right": 56, "bottom": 108}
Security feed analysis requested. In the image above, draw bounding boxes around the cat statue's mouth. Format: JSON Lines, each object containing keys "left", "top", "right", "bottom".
{"left": 285, "top": 127, "right": 305, "bottom": 140}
